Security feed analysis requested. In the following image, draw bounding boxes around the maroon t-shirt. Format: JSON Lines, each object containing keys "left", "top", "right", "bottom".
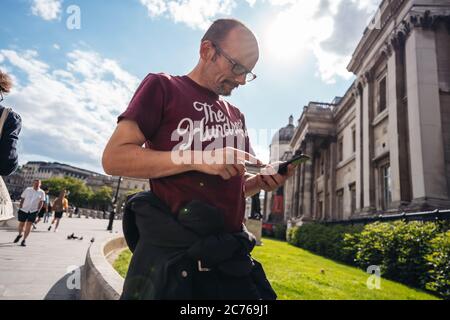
{"left": 118, "top": 73, "right": 253, "bottom": 232}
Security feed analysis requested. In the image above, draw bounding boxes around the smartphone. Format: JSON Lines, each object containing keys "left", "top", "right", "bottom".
{"left": 277, "top": 153, "right": 310, "bottom": 175}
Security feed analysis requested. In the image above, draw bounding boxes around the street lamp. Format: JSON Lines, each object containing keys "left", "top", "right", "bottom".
{"left": 107, "top": 176, "right": 122, "bottom": 231}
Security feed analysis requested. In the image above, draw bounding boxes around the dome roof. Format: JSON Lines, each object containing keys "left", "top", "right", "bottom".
{"left": 271, "top": 115, "right": 295, "bottom": 144}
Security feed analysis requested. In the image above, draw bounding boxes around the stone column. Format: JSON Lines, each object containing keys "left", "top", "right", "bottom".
{"left": 353, "top": 84, "right": 364, "bottom": 212}
{"left": 299, "top": 157, "right": 306, "bottom": 217}
{"left": 302, "top": 137, "right": 315, "bottom": 220}
{"left": 385, "top": 33, "right": 412, "bottom": 207}
{"left": 323, "top": 144, "right": 330, "bottom": 220}
{"left": 405, "top": 27, "right": 449, "bottom": 204}
{"left": 293, "top": 160, "right": 301, "bottom": 217}
{"left": 361, "top": 71, "right": 376, "bottom": 213}
{"left": 329, "top": 140, "right": 337, "bottom": 220}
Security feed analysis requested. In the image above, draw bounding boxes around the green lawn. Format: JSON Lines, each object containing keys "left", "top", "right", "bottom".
{"left": 113, "top": 238, "right": 440, "bottom": 300}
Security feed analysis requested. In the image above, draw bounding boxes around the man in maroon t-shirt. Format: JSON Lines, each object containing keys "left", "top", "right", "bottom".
{"left": 102, "top": 19, "right": 296, "bottom": 233}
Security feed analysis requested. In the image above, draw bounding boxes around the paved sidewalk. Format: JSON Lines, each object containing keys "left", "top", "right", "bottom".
{"left": 0, "top": 217, "right": 123, "bottom": 300}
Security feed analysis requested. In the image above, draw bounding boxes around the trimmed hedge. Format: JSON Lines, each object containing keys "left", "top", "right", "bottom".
{"left": 287, "top": 223, "right": 363, "bottom": 264}
{"left": 273, "top": 224, "right": 287, "bottom": 241}
{"left": 287, "top": 220, "right": 450, "bottom": 299}
{"left": 345, "top": 221, "right": 438, "bottom": 288}
{"left": 425, "top": 230, "right": 450, "bottom": 299}
{"left": 263, "top": 223, "right": 288, "bottom": 241}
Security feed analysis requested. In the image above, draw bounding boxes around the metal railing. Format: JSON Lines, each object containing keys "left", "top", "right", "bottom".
{"left": 324, "top": 209, "right": 450, "bottom": 225}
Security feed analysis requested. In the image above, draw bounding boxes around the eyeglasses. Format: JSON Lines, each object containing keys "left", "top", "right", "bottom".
{"left": 211, "top": 42, "right": 257, "bottom": 82}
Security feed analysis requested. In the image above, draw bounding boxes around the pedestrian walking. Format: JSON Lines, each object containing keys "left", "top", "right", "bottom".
{"left": 48, "top": 190, "right": 68, "bottom": 232}
{"left": 13, "top": 180, "right": 45, "bottom": 246}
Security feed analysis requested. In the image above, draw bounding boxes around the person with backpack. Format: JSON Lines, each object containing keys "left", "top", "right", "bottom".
{"left": 102, "top": 19, "right": 296, "bottom": 300}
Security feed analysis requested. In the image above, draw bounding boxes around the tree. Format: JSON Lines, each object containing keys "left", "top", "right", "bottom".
{"left": 43, "top": 177, "right": 93, "bottom": 208}
{"left": 91, "top": 186, "right": 113, "bottom": 210}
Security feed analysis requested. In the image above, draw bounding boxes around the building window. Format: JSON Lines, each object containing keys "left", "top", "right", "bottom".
{"left": 338, "top": 138, "right": 343, "bottom": 162}
{"left": 336, "top": 189, "right": 344, "bottom": 220}
{"left": 378, "top": 77, "right": 387, "bottom": 113}
{"left": 381, "top": 164, "right": 392, "bottom": 210}
{"left": 349, "top": 183, "right": 356, "bottom": 215}
{"left": 352, "top": 127, "right": 356, "bottom": 153}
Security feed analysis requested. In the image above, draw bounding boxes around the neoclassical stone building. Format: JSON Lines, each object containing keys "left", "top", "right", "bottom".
{"left": 269, "top": 0, "right": 450, "bottom": 224}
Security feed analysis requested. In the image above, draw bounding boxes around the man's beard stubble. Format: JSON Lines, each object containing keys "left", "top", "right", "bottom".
{"left": 217, "top": 80, "right": 238, "bottom": 97}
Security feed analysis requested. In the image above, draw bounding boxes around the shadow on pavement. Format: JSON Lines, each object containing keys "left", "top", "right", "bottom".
{"left": 44, "top": 266, "right": 84, "bottom": 300}
{"left": 0, "top": 242, "right": 16, "bottom": 247}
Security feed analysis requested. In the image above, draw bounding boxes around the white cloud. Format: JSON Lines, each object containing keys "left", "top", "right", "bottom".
{"left": 53, "top": 44, "right": 61, "bottom": 50}
{"left": 264, "top": 0, "right": 381, "bottom": 83}
{"left": 31, "top": 0, "right": 62, "bottom": 21}
{"left": 0, "top": 48, "right": 139, "bottom": 173}
{"left": 140, "top": 0, "right": 168, "bottom": 17}
{"left": 140, "top": 0, "right": 236, "bottom": 30}
{"left": 138, "top": 0, "right": 381, "bottom": 82}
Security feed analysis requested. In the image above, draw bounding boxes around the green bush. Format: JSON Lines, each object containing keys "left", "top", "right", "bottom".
{"left": 425, "top": 231, "right": 450, "bottom": 299}
{"left": 348, "top": 221, "right": 438, "bottom": 288}
{"left": 287, "top": 223, "right": 363, "bottom": 263}
{"left": 273, "top": 224, "right": 287, "bottom": 241}
{"left": 287, "top": 220, "right": 449, "bottom": 298}
{"left": 346, "top": 222, "right": 395, "bottom": 271}
{"left": 286, "top": 226, "right": 298, "bottom": 245}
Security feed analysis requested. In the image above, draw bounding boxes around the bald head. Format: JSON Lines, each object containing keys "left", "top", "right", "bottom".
{"left": 202, "top": 19, "right": 258, "bottom": 57}
{"left": 202, "top": 19, "right": 254, "bottom": 44}
{"left": 194, "top": 19, "right": 259, "bottom": 96}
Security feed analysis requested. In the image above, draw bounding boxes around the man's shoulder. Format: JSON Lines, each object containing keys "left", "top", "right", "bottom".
{"left": 142, "top": 72, "right": 177, "bottom": 86}
{"left": 136, "top": 72, "right": 181, "bottom": 97}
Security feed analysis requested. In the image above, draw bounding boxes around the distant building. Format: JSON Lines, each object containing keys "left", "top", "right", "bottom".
{"left": 86, "top": 174, "right": 150, "bottom": 200}
{"left": 5, "top": 161, "right": 149, "bottom": 201}
{"left": 21, "top": 161, "right": 97, "bottom": 187}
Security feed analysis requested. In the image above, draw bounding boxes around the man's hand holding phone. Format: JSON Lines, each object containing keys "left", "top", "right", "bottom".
{"left": 253, "top": 153, "right": 310, "bottom": 192}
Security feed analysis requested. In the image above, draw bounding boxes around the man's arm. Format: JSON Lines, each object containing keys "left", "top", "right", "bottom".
{"left": 102, "top": 120, "right": 195, "bottom": 179}
{"left": 244, "top": 173, "right": 260, "bottom": 198}
{"left": 19, "top": 197, "right": 24, "bottom": 209}
{"left": 102, "top": 120, "right": 260, "bottom": 180}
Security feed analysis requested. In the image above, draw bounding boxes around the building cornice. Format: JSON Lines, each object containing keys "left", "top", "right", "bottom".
{"left": 348, "top": 0, "right": 408, "bottom": 74}
{"left": 348, "top": 2, "right": 450, "bottom": 75}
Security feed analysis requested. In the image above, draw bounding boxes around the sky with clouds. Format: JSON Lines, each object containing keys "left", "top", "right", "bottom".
{"left": 1, "top": 0, "right": 381, "bottom": 173}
